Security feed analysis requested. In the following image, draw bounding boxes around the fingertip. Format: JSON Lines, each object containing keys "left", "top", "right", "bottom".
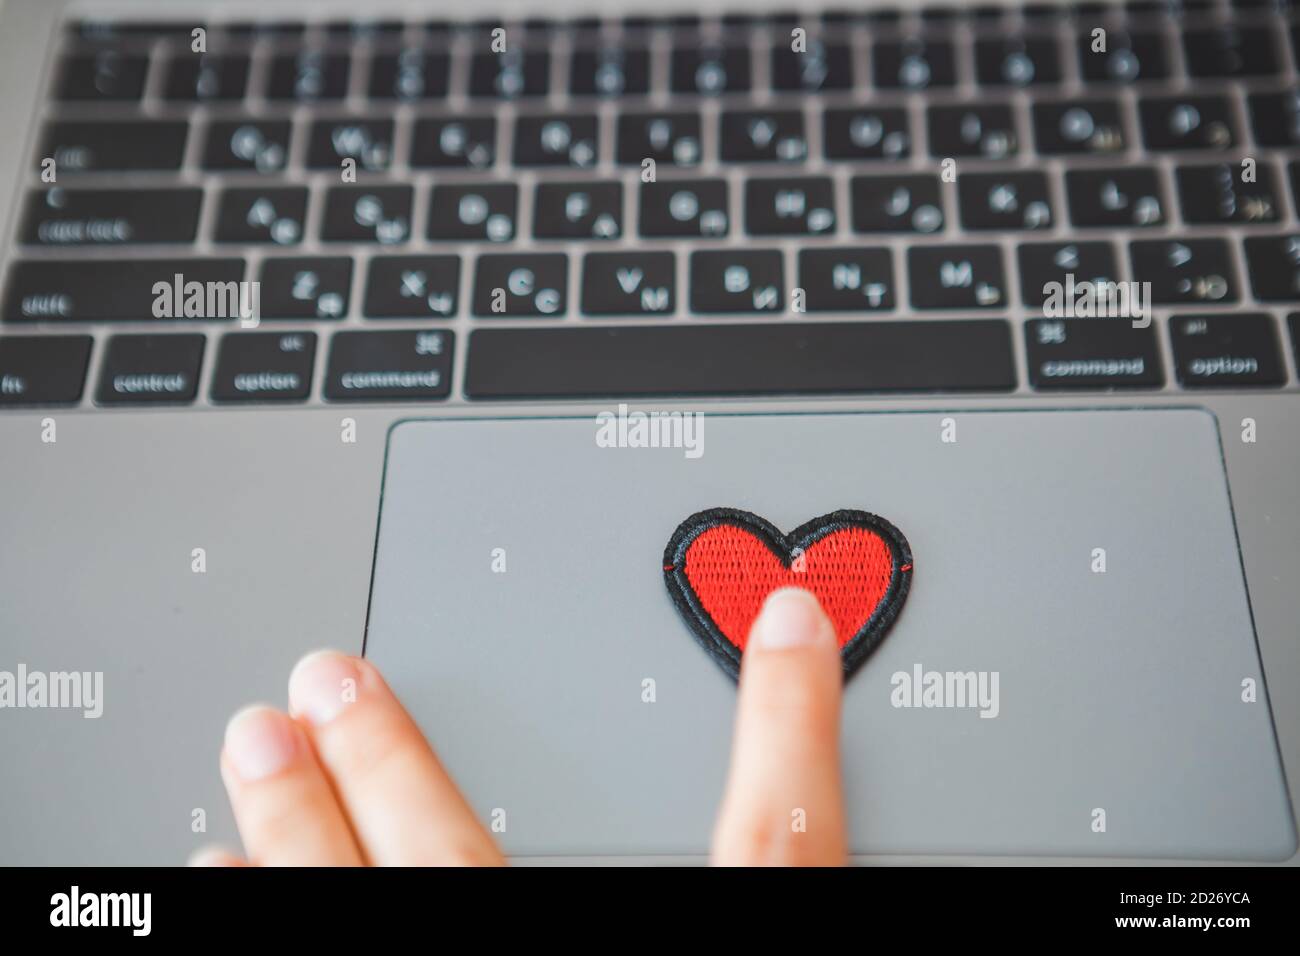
{"left": 289, "top": 650, "right": 362, "bottom": 726}
{"left": 223, "top": 704, "right": 302, "bottom": 783}
{"left": 747, "top": 587, "right": 837, "bottom": 652}
{"left": 188, "top": 845, "right": 246, "bottom": 867}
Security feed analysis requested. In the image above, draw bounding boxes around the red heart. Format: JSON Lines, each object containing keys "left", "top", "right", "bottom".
{"left": 663, "top": 509, "right": 912, "bottom": 679}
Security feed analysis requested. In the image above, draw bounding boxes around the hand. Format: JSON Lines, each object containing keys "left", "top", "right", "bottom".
{"left": 197, "top": 588, "right": 845, "bottom": 867}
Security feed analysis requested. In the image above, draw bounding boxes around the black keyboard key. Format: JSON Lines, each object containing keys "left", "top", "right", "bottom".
{"left": 324, "top": 330, "right": 453, "bottom": 401}
{"left": 202, "top": 120, "right": 290, "bottom": 173}
{"left": 321, "top": 186, "right": 412, "bottom": 244}
{"left": 1290, "top": 314, "right": 1300, "bottom": 368}
{"left": 1065, "top": 168, "right": 1166, "bottom": 227}
{"left": 975, "top": 36, "right": 1061, "bottom": 86}
{"left": 369, "top": 48, "right": 450, "bottom": 100}
{"left": 850, "top": 175, "right": 944, "bottom": 234}
{"left": 823, "top": 107, "right": 911, "bottom": 160}
{"left": 534, "top": 182, "right": 623, "bottom": 240}
{"left": 40, "top": 120, "right": 187, "bottom": 173}
{"left": 720, "top": 110, "right": 808, "bottom": 163}
{"left": 908, "top": 246, "right": 1007, "bottom": 309}
{"left": 1031, "top": 99, "right": 1126, "bottom": 155}
{"left": 210, "top": 332, "right": 315, "bottom": 403}
{"left": 671, "top": 44, "right": 750, "bottom": 94}
{"left": 2, "top": 259, "right": 245, "bottom": 322}
{"left": 56, "top": 51, "right": 148, "bottom": 101}
{"left": 1169, "top": 314, "right": 1285, "bottom": 387}
{"left": 570, "top": 47, "right": 650, "bottom": 96}
{"left": 1130, "top": 239, "right": 1237, "bottom": 305}
{"left": 427, "top": 184, "right": 516, "bottom": 242}
{"left": 472, "top": 254, "right": 568, "bottom": 317}
{"left": 462, "top": 19, "right": 506, "bottom": 37}
{"left": 1018, "top": 241, "right": 1121, "bottom": 307}
{"left": 581, "top": 252, "right": 676, "bottom": 316}
{"left": 307, "top": 118, "right": 394, "bottom": 172}
{"left": 639, "top": 179, "right": 729, "bottom": 238}
{"left": 1284, "top": 160, "right": 1300, "bottom": 214}
{"left": 326, "top": 19, "right": 403, "bottom": 41}
{"left": 958, "top": 173, "right": 1054, "bottom": 231}
{"left": 225, "top": 21, "right": 305, "bottom": 41}
{"left": 873, "top": 39, "right": 955, "bottom": 89}
{"left": 19, "top": 188, "right": 202, "bottom": 246}
{"left": 1025, "top": 319, "right": 1163, "bottom": 390}
{"left": 214, "top": 187, "right": 307, "bottom": 245}
{"left": 690, "top": 250, "right": 784, "bottom": 314}
{"left": 616, "top": 112, "right": 702, "bottom": 167}
{"left": 1243, "top": 235, "right": 1300, "bottom": 301}
{"left": 410, "top": 117, "right": 496, "bottom": 168}
{"left": 1182, "top": 26, "right": 1279, "bottom": 77}
{"left": 513, "top": 114, "right": 599, "bottom": 168}
{"left": 364, "top": 256, "right": 460, "bottom": 318}
{"left": 469, "top": 50, "right": 549, "bottom": 98}
{"left": 464, "top": 321, "right": 1016, "bottom": 399}
{"left": 745, "top": 177, "right": 836, "bottom": 235}
{"left": 163, "top": 53, "right": 250, "bottom": 102}
{"left": 798, "top": 248, "right": 895, "bottom": 312}
{"left": 70, "top": 19, "right": 209, "bottom": 42}
{"left": 1247, "top": 91, "right": 1300, "bottom": 148}
{"left": 927, "top": 104, "right": 1018, "bottom": 159}
{"left": 96, "top": 334, "right": 205, "bottom": 405}
{"left": 258, "top": 258, "right": 352, "bottom": 319}
{"left": 0, "top": 335, "right": 93, "bottom": 406}
{"left": 564, "top": 17, "right": 604, "bottom": 38}
{"left": 267, "top": 50, "right": 350, "bottom": 101}
{"left": 1139, "top": 95, "right": 1237, "bottom": 151}
{"left": 770, "top": 41, "right": 852, "bottom": 92}
{"left": 1176, "top": 162, "right": 1281, "bottom": 225}
{"left": 1077, "top": 29, "right": 1168, "bottom": 83}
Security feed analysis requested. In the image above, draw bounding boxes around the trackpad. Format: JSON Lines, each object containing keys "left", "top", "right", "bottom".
{"left": 367, "top": 409, "right": 1294, "bottom": 860}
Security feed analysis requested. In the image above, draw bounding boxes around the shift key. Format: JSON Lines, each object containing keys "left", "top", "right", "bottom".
{"left": 324, "top": 330, "right": 453, "bottom": 401}
{"left": 2, "top": 258, "right": 245, "bottom": 321}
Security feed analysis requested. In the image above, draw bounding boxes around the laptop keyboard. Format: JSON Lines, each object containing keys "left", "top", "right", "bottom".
{"left": 3, "top": 3, "right": 1300, "bottom": 406}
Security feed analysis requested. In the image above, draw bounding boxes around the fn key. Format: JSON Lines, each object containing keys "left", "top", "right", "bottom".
{"left": 0, "top": 335, "right": 93, "bottom": 405}
{"left": 324, "top": 330, "right": 453, "bottom": 401}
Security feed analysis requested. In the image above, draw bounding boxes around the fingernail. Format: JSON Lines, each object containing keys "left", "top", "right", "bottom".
{"left": 288, "top": 650, "right": 361, "bottom": 726}
{"left": 224, "top": 705, "right": 298, "bottom": 782}
{"left": 750, "top": 588, "right": 835, "bottom": 650}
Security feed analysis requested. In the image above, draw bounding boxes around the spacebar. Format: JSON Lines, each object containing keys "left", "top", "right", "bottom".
{"left": 465, "top": 321, "right": 1016, "bottom": 399}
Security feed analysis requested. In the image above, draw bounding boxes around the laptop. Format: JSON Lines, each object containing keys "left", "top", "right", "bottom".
{"left": 0, "top": 0, "right": 1295, "bottom": 864}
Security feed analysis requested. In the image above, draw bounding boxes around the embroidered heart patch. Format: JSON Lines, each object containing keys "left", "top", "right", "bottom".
{"left": 663, "top": 508, "right": 912, "bottom": 680}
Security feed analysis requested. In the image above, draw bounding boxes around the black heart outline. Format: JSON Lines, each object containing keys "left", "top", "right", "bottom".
{"left": 663, "top": 508, "right": 913, "bottom": 681}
